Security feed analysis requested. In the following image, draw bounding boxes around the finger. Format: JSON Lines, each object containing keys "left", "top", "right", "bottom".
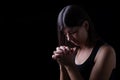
{"left": 59, "top": 46, "right": 66, "bottom": 53}
{"left": 64, "top": 46, "right": 70, "bottom": 51}
{"left": 54, "top": 50, "right": 63, "bottom": 53}
{"left": 70, "top": 48, "right": 74, "bottom": 54}
{"left": 52, "top": 53, "right": 62, "bottom": 60}
{"left": 56, "top": 47, "right": 60, "bottom": 51}
{"left": 52, "top": 54, "right": 57, "bottom": 60}
{"left": 64, "top": 46, "right": 71, "bottom": 54}
{"left": 56, "top": 47, "right": 64, "bottom": 53}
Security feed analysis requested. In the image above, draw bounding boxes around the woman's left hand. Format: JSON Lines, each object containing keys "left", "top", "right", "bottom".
{"left": 53, "top": 46, "right": 76, "bottom": 67}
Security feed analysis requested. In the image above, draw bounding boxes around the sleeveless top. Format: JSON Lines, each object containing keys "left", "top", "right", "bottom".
{"left": 76, "top": 40, "right": 116, "bottom": 80}
{"left": 76, "top": 40, "right": 105, "bottom": 80}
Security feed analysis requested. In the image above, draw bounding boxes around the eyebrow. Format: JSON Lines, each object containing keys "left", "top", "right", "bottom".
{"left": 64, "top": 28, "right": 78, "bottom": 35}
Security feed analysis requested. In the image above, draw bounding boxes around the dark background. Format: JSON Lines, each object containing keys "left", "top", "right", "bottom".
{"left": 1, "top": 0, "right": 120, "bottom": 79}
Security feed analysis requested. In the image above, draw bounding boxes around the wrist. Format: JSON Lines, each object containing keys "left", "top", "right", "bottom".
{"left": 64, "top": 64, "right": 76, "bottom": 70}
{"left": 59, "top": 64, "right": 65, "bottom": 70}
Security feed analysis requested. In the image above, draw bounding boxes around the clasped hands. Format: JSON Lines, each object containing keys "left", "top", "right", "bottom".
{"left": 52, "top": 46, "right": 76, "bottom": 66}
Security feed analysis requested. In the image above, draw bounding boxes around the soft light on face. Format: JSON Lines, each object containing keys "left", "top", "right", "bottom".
{"left": 63, "top": 27, "right": 81, "bottom": 46}
{"left": 63, "top": 25, "right": 88, "bottom": 46}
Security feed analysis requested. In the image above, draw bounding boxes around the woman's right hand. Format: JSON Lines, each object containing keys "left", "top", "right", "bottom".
{"left": 52, "top": 46, "right": 67, "bottom": 60}
{"left": 52, "top": 46, "right": 76, "bottom": 66}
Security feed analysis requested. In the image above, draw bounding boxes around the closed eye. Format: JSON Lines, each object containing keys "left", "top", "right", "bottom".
{"left": 69, "top": 31, "right": 77, "bottom": 34}
{"left": 63, "top": 27, "right": 79, "bottom": 35}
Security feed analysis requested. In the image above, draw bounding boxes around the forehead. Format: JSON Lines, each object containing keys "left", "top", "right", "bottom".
{"left": 63, "top": 27, "right": 79, "bottom": 33}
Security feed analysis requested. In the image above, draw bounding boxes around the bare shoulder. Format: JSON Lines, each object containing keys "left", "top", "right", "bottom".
{"left": 99, "top": 43, "right": 116, "bottom": 57}
{"left": 95, "top": 43, "right": 116, "bottom": 68}
{"left": 100, "top": 43, "right": 115, "bottom": 53}
{"left": 96, "top": 43, "right": 116, "bottom": 57}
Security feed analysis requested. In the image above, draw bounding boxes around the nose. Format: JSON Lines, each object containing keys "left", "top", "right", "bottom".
{"left": 66, "top": 33, "right": 70, "bottom": 41}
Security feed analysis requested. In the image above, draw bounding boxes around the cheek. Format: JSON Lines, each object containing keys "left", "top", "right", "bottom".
{"left": 72, "top": 32, "right": 81, "bottom": 40}
{"left": 82, "top": 30, "right": 88, "bottom": 39}
{"left": 77, "top": 29, "right": 87, "bottom": 40}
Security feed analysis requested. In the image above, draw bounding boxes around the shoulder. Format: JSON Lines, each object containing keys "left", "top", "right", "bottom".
{"left": 99, "top": 43, "right": 116, "bottom": 55}
{"left": 89, "top": 43, "right": 116, "bottom": 80}
{"left": 95, "top": 43, "right": 116, "bottom": 68}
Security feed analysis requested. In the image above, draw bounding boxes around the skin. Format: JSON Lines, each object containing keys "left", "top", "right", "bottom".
{"left": 52, "top": 20, "right": 116, "bottom": 80}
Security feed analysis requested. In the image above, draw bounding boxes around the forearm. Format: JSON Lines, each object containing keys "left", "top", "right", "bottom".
{"left": 65, "top": 65, "right": 84, "bottom": 80}
{"left": 59, "top": 64, "right": 70, "bottom": 80}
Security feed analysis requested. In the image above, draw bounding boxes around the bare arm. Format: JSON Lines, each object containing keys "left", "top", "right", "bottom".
{"left": 59, "top": 64, "right": 70, "bottom": 80}
{"left": 64, "top": 64, "right": 84, "bottom": 80}
{"left": 52, "top": 46, "right": 70, "bottom": 80}
{"left": 52, "top": 46, "right": 84, "bottom": 80}
{"left": 89, "top": 44, "right": 116, "bottom": 80}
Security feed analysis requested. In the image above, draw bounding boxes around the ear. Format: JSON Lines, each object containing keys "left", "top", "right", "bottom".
{"left": 82, "top": 20, "right": 89, "bottom": 31}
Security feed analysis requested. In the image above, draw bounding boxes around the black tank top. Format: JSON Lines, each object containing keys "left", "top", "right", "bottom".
{"left": 76, "top": 40, "right": 105, "bottom": 80}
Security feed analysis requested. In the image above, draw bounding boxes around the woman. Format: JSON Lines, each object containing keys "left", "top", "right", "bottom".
{"left": 52, "top": 5, "right": 116, "bottom": 80}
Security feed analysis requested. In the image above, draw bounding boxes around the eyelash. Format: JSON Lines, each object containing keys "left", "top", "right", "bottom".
{"left": 64, "top": 30, "right": 78, "bottom": 35}
{"left": 69, "top": 31, "right": 77, "bottom": 35}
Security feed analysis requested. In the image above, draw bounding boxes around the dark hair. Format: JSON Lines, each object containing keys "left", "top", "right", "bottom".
{"left": 57, "top": 5, "right": 99, "bottom": 47}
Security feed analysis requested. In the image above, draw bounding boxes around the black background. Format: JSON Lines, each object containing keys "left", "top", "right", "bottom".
{"left": 1, "top": 0, "right": 120, "bottom": 79}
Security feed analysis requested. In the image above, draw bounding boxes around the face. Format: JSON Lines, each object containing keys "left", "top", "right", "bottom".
{"left": 63, "top": 24, "right": 88, "bottom": 46}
